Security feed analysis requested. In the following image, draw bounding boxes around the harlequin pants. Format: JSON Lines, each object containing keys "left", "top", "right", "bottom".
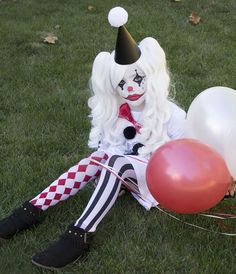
{"left": 30, "top": 151, "right": 138, "bottom": 232}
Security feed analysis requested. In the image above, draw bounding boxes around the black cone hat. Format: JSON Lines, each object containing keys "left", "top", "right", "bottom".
{"left": 108, "top": 7, "right": 141, "bottom": 65}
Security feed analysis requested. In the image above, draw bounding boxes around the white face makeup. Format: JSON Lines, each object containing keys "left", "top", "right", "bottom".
{"left": 116, "top": 64, "right": 146, "bottom": 111}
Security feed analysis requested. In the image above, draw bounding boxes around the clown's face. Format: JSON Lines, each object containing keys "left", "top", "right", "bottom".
{"left": 116, "top": 64, "right": 146, "bottom": 111}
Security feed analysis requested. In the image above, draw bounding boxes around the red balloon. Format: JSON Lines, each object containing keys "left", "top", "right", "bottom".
{"left": 146, "top": 139, "right": 232, "bottom": 214}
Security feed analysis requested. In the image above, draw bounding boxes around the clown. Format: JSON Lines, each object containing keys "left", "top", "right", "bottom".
{"left": 0, "top": 7, "right": 186, "bottom": 269}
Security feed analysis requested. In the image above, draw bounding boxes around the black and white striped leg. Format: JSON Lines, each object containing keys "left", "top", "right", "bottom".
{"left": 74, "top": 155, "right": 136, "bottom": 232}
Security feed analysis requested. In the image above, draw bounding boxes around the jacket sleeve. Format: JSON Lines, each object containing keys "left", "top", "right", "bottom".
{"left": 167, "top": 102, "right": 187, "bottom": 140}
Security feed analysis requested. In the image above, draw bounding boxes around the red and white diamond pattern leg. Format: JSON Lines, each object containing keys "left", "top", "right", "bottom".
{"left": 30, "top": 151, "right": 108, "bottom": 211}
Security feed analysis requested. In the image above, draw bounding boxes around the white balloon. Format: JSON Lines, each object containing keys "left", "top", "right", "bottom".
{"left": 186, "top": 86, "right": 236, "bottom": 156}
{"left": 224, "top": 126, "right": 236, "bottom": 180}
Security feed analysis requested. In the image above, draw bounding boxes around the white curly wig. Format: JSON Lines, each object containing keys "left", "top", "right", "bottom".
{"left": 88, "top": 37, "right": 172, "bottom": 157}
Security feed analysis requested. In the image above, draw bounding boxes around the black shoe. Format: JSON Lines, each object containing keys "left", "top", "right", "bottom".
{"left": 0, "top": 201, "right": 43, "bottom": 240}
{"left": 223, "top": 194, "right": 235, "bottom": 200}
{"left": 32, "top": 225, "right": 92, "bottom": 270}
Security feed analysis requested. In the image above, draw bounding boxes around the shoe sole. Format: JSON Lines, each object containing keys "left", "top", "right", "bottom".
{"left": 31, "top": 254, "right": 87, "bottom": 270}
{"left": 31, "top": 259, "right": 61, "bottom": 271}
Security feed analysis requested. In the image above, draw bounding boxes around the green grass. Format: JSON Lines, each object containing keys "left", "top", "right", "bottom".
{"left": 0, "top": 0, "right": 236, "bottom": 273}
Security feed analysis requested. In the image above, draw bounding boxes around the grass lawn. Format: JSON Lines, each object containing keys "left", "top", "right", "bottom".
{"left": 0, "top": 0, "right": 236, "bottom": 273}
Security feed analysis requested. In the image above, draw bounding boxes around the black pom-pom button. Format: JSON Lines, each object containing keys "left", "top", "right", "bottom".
{"left": 123, "top": 126, "right": 136, "bottom": 139}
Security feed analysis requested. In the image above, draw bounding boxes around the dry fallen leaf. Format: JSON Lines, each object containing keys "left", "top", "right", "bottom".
{"left": 43, "top": 34, "right": 58, "bottom": 44}
{"left": 188, "top": 11, "right": 202, "bottom": 25}
{"left": 88, "top": 5, "right": 96, "bottom": 11}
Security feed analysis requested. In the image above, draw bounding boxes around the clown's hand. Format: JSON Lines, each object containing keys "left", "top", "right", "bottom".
{"left": 224, "top": 180, "right": 236, "bottom": 198}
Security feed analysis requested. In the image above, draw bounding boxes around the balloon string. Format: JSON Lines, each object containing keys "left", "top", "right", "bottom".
{"left": 199, "top": 213, "right": 236, "bottom": 220}
{"left": 200, "top": 213, "right": 236, "bottom": 219}
{"left": 155, "top": 205, "right": 236, "bottom": 236}
{"left": 200, "top": 206, "right": 236, "bottom": 232}
{"left": 216, "top": 220, "right": 235, "bottom": 233}
{"left": 201, "top": 203, "right": 236, "bottom": 218}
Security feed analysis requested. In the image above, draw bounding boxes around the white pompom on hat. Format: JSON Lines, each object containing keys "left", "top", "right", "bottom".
{"left": 108, "top": 7, "right": 128, "bottom": 27}
{"left": 108, "top": 7, "right": 141, "bottom": 65}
